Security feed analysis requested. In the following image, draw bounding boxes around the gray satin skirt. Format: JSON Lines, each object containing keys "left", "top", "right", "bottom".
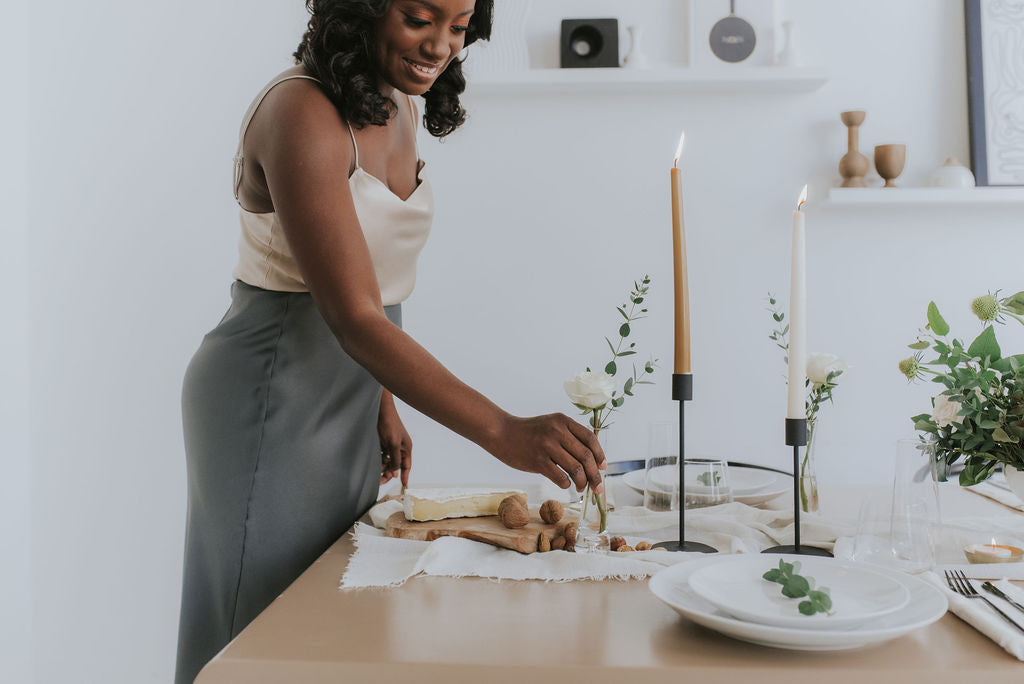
{"left": 175, "top": 280, "right": 398, "bottom": 683}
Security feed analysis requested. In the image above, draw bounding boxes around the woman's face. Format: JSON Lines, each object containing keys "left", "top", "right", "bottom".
{"left": 373, "top": 0, "right": 476, "bottom": 95}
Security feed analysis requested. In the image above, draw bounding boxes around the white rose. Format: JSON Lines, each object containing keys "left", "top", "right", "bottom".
{"left": 564, "top": 371, "right": 615, "bottom": 410}
{"left": 932, "top": 393, "right": 962, "bottom": 429}
{"left": 806, "top": 353, "right": 848, "bottom": 386}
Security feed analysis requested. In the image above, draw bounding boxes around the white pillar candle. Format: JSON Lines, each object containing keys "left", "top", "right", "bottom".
{"left": 787, "top": 186, "right": 808, "bottom": 420}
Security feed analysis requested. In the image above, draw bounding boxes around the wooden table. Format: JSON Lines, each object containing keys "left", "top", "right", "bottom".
{"left": 197, "top": 485, "right": 1023, "bottom": 683}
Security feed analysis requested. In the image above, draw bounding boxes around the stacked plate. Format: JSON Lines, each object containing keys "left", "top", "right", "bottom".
{"left": 649, "top": 554, "right": 948, "bottom": 650}
{"left": 622, "top": 464, "right": 791, "bottom": 506}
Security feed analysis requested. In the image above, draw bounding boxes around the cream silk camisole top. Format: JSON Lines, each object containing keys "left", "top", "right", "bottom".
{"left": 231, "top": 75, "right": 434, "bottom": 306}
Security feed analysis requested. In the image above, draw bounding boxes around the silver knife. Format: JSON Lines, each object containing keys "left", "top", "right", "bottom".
{"left": 982, "top": 581, "right": 1024, "bottom": 615}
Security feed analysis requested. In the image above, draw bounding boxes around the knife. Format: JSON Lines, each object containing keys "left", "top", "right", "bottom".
{"left": 982, "top": 581, "right": 1024, "bottom": 615}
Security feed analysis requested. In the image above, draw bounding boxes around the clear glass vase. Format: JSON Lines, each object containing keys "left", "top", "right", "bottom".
{"left": 800, "top": 420, "right": 820, "bottom": 513}
{"left": 576, "top": 429, "right": 610, "bottom": 552}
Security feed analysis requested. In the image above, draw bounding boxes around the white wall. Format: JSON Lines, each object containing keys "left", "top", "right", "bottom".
{"left": 3, "top": 2, "right": 33, "bottom": 682}
{"left": 23, "top": 1, "right": 1024, "bottom": 682}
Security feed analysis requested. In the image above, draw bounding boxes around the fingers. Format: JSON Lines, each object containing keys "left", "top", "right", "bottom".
{"left": 540, "top": 461, "right": 572, "bottom": 490}
{"left": 565, "top": 419, "right": 606, "bottom": 469}
{"left": 559, "top": 435, "right": 603, "bottom": 493}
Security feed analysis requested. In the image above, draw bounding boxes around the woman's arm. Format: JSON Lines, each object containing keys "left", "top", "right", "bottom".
{"left": 250, "top": 82, "right": 604, "bottom": 492}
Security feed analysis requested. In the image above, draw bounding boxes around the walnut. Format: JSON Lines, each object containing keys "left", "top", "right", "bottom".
{"left": 609, "top": 536, "right": 627, "bottom": 552}
{"left": 562, "top": 522, "right": 578, "bottom": 552}
{"left": 551, "top": 536, "right": 566, "bottom": 550}
{"left": 497, "top": 495, "right": 529, "bottom": 529}
{"left": 539, "top": 500, "right": 564, "bottom": 524}
{"left": 537, "top": 533, "right": 550, "bottom": 553}
{"left": 635, "top": 541, "right": 652, "bottom": 551}
{"left": 616, "top": 545, "right": 635, "bottom": 552}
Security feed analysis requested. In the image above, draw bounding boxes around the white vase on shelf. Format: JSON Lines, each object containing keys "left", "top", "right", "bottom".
{"left": 774, "top": 20, "right": 800, "bottom": 67}
{"left": 623, "top": 25, "right": 650, "bottom": 70}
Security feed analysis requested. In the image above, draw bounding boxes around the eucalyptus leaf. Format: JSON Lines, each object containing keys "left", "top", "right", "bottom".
{"left": 927, "top": 301, "right": 950, "bottom": 336}
{"left": 968, "top": 326, "right": 1001, "bottom": 362}
{"left": 619, "top": 323, "right": 631, "bottom": 337}
{"left": 908, "top": 340, "right": 930, "bottom": 350}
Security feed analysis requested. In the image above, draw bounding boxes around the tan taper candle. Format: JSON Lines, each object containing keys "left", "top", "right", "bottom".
{"left": 671, "top": 132, "right": 691, "bottom": 374}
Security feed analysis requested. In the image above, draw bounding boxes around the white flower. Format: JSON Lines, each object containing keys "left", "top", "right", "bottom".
{"left": 806, "top": 353, "right": 848, "bottom": 386}
{"left": 932, "top": 394, "right": 962, "bottom": 429}
{"left": 564, "top": 371, "right": 615, "bottom": 410}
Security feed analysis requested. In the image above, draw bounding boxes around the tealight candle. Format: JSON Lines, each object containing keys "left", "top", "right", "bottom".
{"left": 964, "top": 543, "right": 1024, "bottom": 564}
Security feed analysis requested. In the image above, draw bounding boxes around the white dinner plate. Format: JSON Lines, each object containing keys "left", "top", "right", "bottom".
{"left": 622, "top": 467, "right": 790, "bottom": 506}
{"left": 649, "top": 556, "right": 947, "bottom": 651}
{"left": 686, "top": 555, "right": 911, "bottom": 629}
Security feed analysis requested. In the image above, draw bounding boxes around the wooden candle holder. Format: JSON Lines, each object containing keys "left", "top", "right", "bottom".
{"left": 839, "top": 110, "right": 869, "bottom": 188}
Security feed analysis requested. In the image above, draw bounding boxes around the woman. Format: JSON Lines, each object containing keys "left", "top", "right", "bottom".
{"left": 176, "top": 0, "right": 605, "bottom": 681}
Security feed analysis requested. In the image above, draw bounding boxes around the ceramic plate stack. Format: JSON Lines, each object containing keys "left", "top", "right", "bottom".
{"left": 649, "top": 555, "right": 948, "bottom": 650}
{"left": 623, "top": 464, "right": 791, "bottom": 506}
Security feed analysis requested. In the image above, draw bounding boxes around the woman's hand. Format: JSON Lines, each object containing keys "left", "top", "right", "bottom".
{"left": 490, "top": 414, "right": 606, "bottom": 493}
{"left": 378, "top": 390, "right": 412, "bottom": 487}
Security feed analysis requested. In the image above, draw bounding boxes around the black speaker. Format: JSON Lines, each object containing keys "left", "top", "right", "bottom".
{"left": 560, "top": 18, "right": 619, "bottom": 68}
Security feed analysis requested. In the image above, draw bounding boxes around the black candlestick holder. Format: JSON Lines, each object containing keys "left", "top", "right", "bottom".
{"left": 653, "top": 373, "right": 718, "bottom": 553}
{"left": 762, "top": 418, "right": 832, "bottom": 557}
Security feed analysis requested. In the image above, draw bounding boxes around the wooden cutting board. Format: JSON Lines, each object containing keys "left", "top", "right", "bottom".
{"left": 385, "top": 509, "right": 575, "bottom": 554}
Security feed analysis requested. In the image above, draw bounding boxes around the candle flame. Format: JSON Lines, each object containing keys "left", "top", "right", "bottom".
{"left": 796, "top": 184, "right": 808, "bottom": 210}
{"left": 674, "top": 131, "right": 685, "bottom": 168}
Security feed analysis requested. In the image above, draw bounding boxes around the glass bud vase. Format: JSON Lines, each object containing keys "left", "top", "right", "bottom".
{"left": 800, "top": 420, "right": 820, "bottom": 513}
{"left": 576, "top": 429, "right": 610, "bottom": 552}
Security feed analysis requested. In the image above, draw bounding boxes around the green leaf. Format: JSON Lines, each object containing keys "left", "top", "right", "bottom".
{"left": 1003, "top": 291, "right": 1024, "bottom": 315}
{"left": 908, "top": 340, "right": 930, "bottom": 350}
{"left": 993, "top": 427, "right": 1019, "bottom": 443}
{"left": 612, "top": 396, "right": 625, "bottom": 408}
{"left": 619, "top": 323, "right": 631, "bottom": 337}
{"left": 605, "top": 337, "right": 617, "bottom": 357}
{"left": 624, "top": 377, "right": 634, "bottom": 396}
{"left": 782, "top": 575, "right": 810, "bottom": 598}
{"left": 604, "top": 361, "right": 617, "bottom": 376}
{"left": 798, "top": 601, "right": 817, "bottom": 615}
{"left": 763, "top": 569, "right": 783, "bottom": 582}
{"left": 616, "top": 306, "right": 629, "bottom": 321}
{"left": 927, "top": 302, "right": 950, "bottom": 336}
{"left": 633, "top": 297, "right": 644, "bottom": 304}
{"left": 618, "top": 350, "right": 637, "bottom": 357}
{"left": 968, "top": 326, "right": 1001, "bottom": 362}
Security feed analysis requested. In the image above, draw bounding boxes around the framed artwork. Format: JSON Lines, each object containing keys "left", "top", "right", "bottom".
{"left": 965, "top": 0, "right": 1024, "bottom": 186}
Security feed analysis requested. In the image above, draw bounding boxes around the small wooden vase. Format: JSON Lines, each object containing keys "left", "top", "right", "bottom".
{"left": 839, "top": 110, "right": 869, "bottom": 188}
{"left": 874, "top": 144, "right": 907, "bottom": 188}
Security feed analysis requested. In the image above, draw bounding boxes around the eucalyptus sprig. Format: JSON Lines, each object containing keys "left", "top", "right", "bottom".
{"left": 763, "top": 559, "right": 834, "bottom": 616}
{"left": 564, "top": 275, "right": 659, "bottom": 534}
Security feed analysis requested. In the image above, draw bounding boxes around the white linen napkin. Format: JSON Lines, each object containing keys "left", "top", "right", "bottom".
{"left": 923, "top": 572, "right": 1024, "bottom": 661}
{"left": 340, "top": 503, "right": 851, "bottom": 589}
{"left": 936, "top": 563, "right": 1024, "bottom": 581}
{"left": 965, "top": 481, "right": 1024, "bottom": 512}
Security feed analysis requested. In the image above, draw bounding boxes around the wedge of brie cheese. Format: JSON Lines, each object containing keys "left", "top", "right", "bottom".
{"left": 402, "top": 487, "right": 527, "bottom": 522}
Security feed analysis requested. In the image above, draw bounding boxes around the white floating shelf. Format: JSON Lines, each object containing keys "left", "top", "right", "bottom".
{"left": 466, "top": 67, "right": 828, "bottom": 94}
{"left": 824, "top": 187, "right": 1024, "bottom": 207}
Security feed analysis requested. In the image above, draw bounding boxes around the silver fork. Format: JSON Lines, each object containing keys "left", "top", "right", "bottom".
{"left": 944, "top": 570, "right": 1024, "bottom": 633}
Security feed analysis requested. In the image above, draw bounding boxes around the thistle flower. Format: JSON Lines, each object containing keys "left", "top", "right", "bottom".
{"left": 971, "top": 294, "right": 1000, "bottom": 322}
{"left": 899, "top": 354, "right": 922, "bottom": 381}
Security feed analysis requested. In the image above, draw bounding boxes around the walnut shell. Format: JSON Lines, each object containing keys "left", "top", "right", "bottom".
{"left": 551, "top": 536, "right": 566, "bottom": 551}
{"left": 616, "top": 545, "right": 635, "bottom": 552}
{"left": 537, "top": 533, "right": 551, "bottom": 553}
{"left": 562, "top": 522, "right": 578, "bottom": 552}
{"left": 635, "top": 541, "right": 652, "bottom": 551}
{"left": 497, "top": 495, "right": 529, "bottom": 529}
{"left": 609, "top": 536, "right": 627, "bottom": 552}
{"left": 539, "top": 499, "right": 564, "bottom": 524}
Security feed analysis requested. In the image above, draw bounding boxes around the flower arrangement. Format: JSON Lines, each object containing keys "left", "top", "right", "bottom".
{"left": 564, "top": 276, "right": 657, "bottom": 533}
{"left": 767, "top": 294, "right": 848, "bottom": 511}
{"left": 900, "top": 291, "right": 1024, "bottom": 486}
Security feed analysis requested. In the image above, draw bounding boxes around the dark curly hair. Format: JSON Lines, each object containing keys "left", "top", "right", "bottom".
{"left": 294, "top": 0, "right": 493, "bottom": 138}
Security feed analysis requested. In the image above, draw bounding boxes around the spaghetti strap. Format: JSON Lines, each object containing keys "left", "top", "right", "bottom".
{"left": 233, "top": 74, "right": 321, "bottom": 200}
{"left": 406, "top": 94, "right": 420, "bottom": 158}
{"left": 347, "top": 124, "right": 360, "bottom": 170}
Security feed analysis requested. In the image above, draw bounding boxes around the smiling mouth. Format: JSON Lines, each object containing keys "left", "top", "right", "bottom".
{"left": 404, "top": 58, "right": 441, "bottom": 77}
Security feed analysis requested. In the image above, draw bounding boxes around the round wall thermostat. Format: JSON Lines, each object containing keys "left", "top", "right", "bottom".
{"left": 709, "top": 0, "right": 756, "bottom": 63}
